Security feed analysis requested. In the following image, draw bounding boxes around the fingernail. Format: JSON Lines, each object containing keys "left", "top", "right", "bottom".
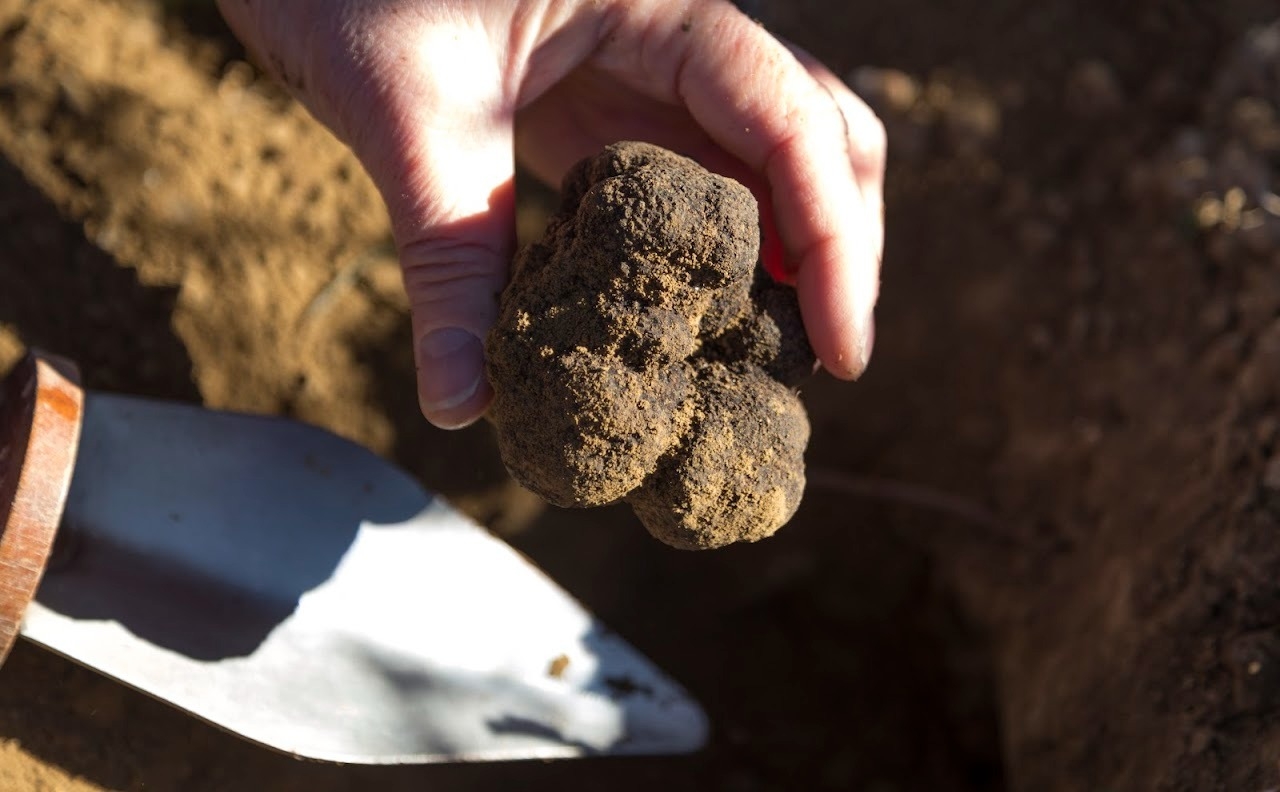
{"left": 418, "top": 328, "right": 484, "bottom": 413}
{"left": 859, "top": 313, "right": 876, "bottom": 373}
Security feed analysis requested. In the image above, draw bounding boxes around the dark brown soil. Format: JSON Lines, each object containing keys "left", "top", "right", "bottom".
{"left": 0, "top": 0, "right": 1279, "bottom": 790}
{"left": 487, "top": 142, "right": 813, "bottom": 550}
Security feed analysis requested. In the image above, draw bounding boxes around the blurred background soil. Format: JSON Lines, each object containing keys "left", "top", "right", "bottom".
{"left": 1, "top": 0, "right": 1280, "bottom": 789}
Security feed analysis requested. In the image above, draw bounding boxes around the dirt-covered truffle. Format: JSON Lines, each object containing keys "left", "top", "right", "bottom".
{"left": 486, "top": 142, "right": 815, "bottom": 550}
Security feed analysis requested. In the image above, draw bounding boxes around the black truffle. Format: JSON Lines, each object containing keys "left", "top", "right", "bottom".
{"left": 486, "top": 142, "right": 815, "bottom": 549}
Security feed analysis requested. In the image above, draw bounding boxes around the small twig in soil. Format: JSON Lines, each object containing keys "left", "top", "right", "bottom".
{"left": 296, "top": 239, "right": 396, "bottom": 329}
{"left": 806, "top": 465, "right": 1016, "bottom": 544}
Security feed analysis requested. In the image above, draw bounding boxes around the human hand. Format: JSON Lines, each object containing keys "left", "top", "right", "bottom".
{"left": 216, "top": 0, "right": 885, "bottom": 429}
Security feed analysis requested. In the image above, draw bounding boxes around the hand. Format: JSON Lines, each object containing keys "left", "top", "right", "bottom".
{"left": 217, "top": 0, "right": 886, "bottom": 429}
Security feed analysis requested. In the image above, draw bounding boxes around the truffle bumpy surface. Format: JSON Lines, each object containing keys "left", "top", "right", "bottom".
{"left": 486, "top": 142, "right": 816, "bottom": 550}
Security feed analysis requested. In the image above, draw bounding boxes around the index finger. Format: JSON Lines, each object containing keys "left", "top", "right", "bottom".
{"left": 621, "top": 2, "right": 885, "bottom": 378}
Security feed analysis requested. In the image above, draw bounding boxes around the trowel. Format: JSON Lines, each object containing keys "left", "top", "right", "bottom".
{"left": 0, "top": 351, "right": 707, "bottom": 764}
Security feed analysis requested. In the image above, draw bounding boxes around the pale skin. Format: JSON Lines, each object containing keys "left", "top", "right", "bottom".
{"left": 216, "top": 0, "right": 886, "bottom": 430}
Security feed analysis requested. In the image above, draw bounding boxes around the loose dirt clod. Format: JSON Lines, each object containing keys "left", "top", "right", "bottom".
{"left": 486, "top": 142, "right": 815, "bottom": 550}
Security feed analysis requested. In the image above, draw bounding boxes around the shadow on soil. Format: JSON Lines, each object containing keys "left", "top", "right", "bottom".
{"left": 0, "top": 155, "right": 199, "bottom": 401}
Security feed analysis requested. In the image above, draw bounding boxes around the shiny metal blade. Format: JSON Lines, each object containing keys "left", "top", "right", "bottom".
{"left": 20, "top": 393, "right": 707, "bottom": 763}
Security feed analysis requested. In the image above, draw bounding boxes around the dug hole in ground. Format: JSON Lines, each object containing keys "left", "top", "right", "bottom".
{"left": 1, "top": 0, "right": 1279, "bottom": 789}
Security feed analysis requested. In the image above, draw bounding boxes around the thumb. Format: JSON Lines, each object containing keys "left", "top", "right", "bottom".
{"left": 342, "top": 26, "right": 514, "bottom": 430}
{"left": 213, "top": 4, "right": 514, "bottom": 429}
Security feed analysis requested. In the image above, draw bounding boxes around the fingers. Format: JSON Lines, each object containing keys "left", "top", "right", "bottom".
{"left": 334, "top": 22, "right": 516, "bottom": 429}
{"left": 393, "top": 33, "right": 515, "bottom": 429}
{"left": 595, "top": 1, "right": 886, "bottom": 378}
{"left": 679, "top": 10, "right": 882, "bottom": 379}
{"left": 782, "top": 39, "right": 886, "bottom": 270}
{"left": 220, "top": 0, "right": 886, "bottom": 441}
{"left": 780, "top": 40, "right": 886, "bottom": 375}
{"left": 217, "top": 3, "right": 514, "bottom": 430}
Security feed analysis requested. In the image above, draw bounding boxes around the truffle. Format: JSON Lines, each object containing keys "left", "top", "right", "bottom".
{"left": 486, "top": 142, "right": 815, "bottom": 549}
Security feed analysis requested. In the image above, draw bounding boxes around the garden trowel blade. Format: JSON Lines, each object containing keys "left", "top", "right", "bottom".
{"left": 17, "top": 389, "right": 708, "bottom": 764}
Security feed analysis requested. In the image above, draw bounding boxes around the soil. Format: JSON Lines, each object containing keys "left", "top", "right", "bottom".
{"left": 487, "top": 142, "right": 813, "bottom": 550}
{"left": 0, "top": 0, "right": 1278, "bottom": 790}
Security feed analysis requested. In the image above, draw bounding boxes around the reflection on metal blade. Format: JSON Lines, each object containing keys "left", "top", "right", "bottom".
{"left": 21, "top": 394, "right": 708, "bottom": 764}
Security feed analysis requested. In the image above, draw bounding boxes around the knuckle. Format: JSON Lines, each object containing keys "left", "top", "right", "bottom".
{"left": 399, "top": 237, "right": 508, "bottom": 304}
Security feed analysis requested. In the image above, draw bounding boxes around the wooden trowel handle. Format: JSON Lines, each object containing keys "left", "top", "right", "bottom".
{"left": 0, "top": 352, "right": 83, "bottom": 667}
